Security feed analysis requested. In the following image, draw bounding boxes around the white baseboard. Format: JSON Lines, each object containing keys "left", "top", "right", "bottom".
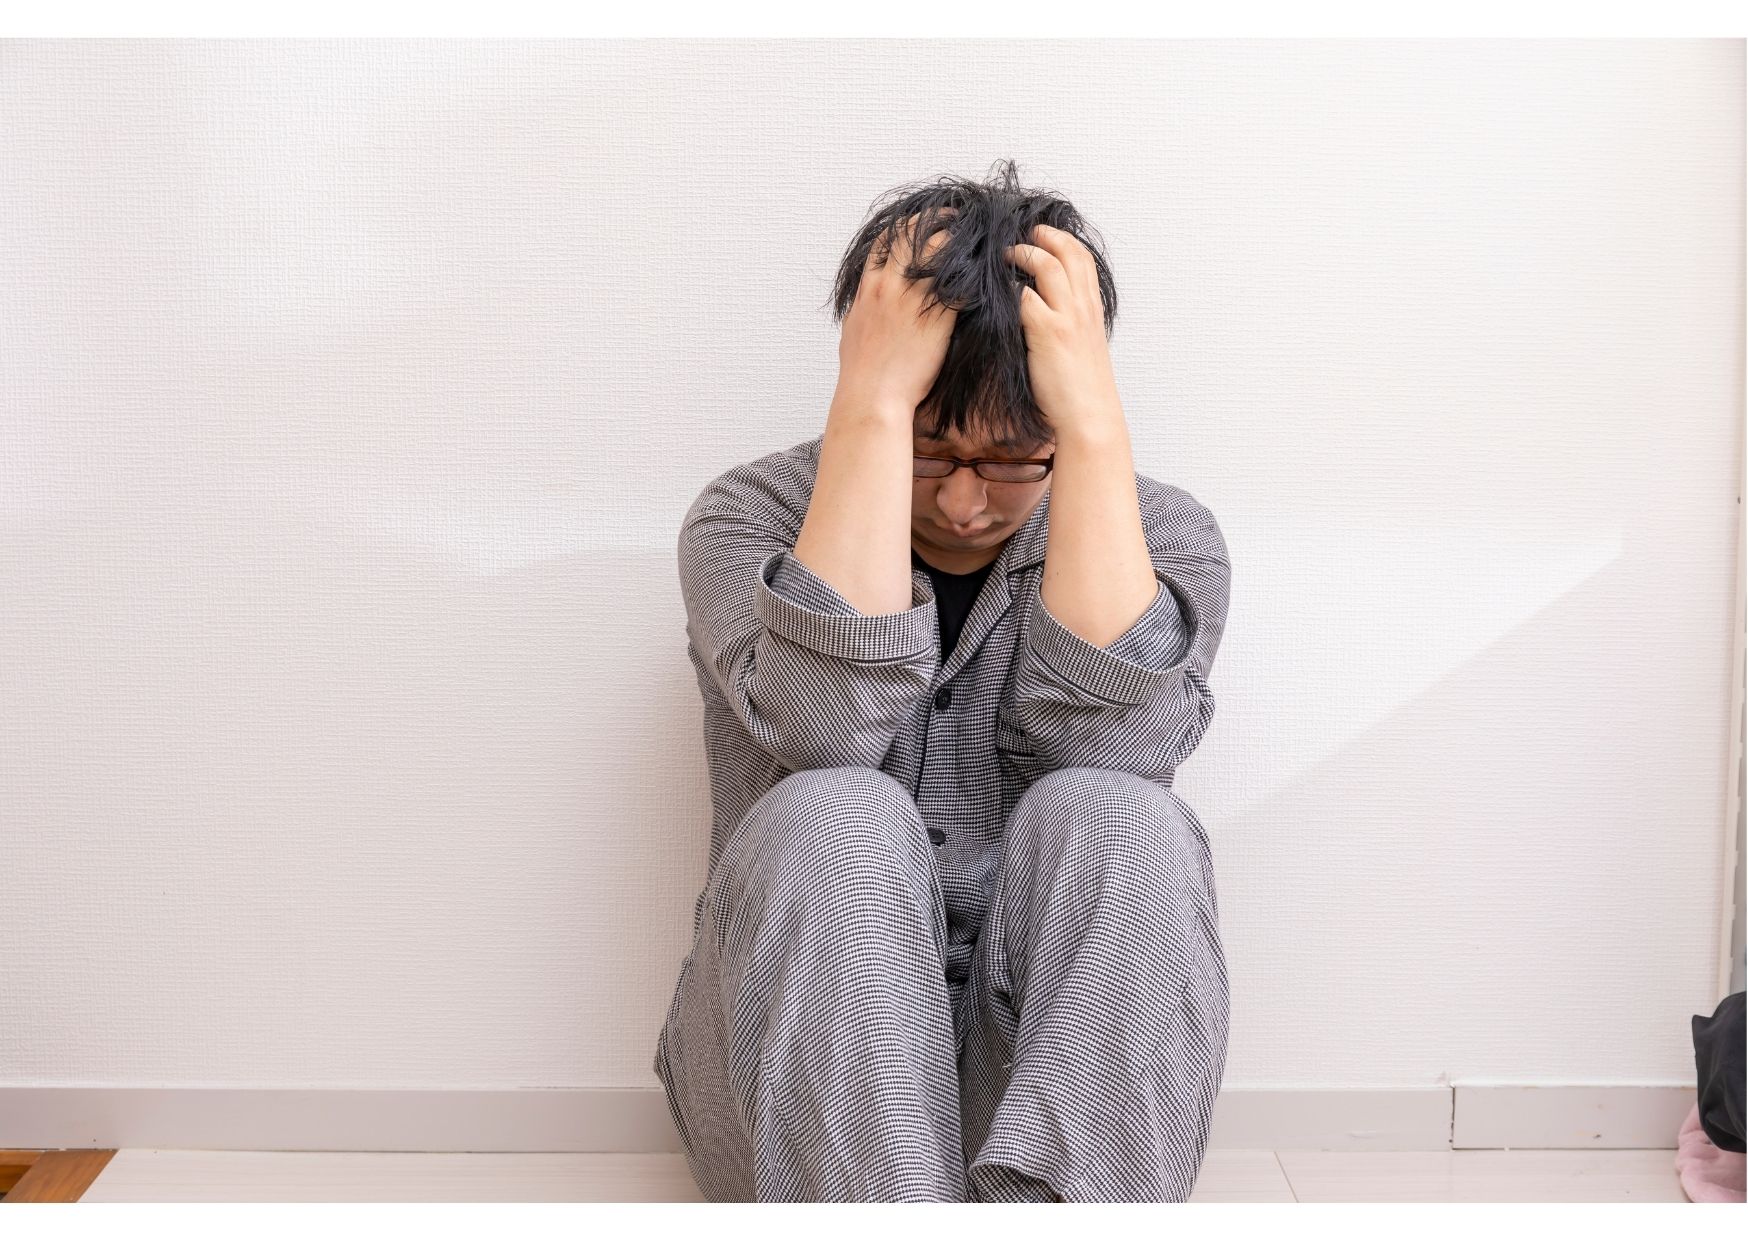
{"left": 0, "top": 1084, "right": 1695, "bottom": 1153}
{"left": 1450, "top": 1084, "right": 1698, "bottom": 1149}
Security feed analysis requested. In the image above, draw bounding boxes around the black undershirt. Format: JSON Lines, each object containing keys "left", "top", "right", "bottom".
{"left": 912, "top": 547, "right": 998, "bottom": 661}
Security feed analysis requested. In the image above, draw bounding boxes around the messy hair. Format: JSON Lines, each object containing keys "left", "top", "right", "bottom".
{"left": 825, "top": 158, "right": 1117, "bottom": 452}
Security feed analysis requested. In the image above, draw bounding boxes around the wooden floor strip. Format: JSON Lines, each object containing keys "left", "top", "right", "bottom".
{"left": 2, "top": 1150, "right": 117, "bottom": 1202}
{"left": 1, "top": 1151, "right": 45, "bottom": 1197}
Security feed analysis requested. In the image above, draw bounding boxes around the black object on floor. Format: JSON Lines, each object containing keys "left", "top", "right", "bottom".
{"left": 1691, "top": 989, "right": 1745, "bottom": 1153}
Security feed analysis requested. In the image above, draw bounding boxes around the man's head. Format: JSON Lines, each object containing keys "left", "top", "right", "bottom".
{"left": 823, "top": 159, "right": 1117, "bottom": 570}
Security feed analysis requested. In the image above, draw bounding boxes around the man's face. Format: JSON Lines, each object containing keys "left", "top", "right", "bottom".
{"left": 911, "top": 423, "right": 1055, "bottom": 570}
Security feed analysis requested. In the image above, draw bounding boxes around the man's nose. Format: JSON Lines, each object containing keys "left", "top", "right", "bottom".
{"left": 939, "top": 468, "right": 988, "bottom": 511}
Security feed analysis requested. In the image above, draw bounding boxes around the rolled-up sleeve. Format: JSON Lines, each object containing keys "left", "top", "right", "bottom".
{"left": 1002, "top": 494, "right": 1230, "bottom": 790}
{"left": 678, "top": 509, "right": 939, "bottom": 772}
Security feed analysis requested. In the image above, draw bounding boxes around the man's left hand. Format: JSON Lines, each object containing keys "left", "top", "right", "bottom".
{"left": 1006, "top": 223, "right": 1124, "bottom": 436}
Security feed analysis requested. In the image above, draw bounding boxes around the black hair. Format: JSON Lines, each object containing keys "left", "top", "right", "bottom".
{"left": 824, "top": 158, "right": 1117, "bottom": 452}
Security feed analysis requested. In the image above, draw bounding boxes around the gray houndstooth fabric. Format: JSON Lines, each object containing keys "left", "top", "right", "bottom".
{"left": 653, "top": 433, "right": 1232, "bottom": 1202}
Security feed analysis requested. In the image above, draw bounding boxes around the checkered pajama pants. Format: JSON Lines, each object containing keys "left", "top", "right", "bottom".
{"left": 653, "top": 764, "right": 1229, "bottom": 1202}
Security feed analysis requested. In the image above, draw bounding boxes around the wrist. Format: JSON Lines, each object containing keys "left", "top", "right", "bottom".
{"left": 828, "top": 386, "right": 916, "bottom": 429}
{"left": 1053, "top": 404, "right": 1129, "bottom": 451}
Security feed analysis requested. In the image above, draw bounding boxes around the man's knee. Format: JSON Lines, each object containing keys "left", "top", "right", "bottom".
{"left": 707, "top": 767, "right": 937, "bottom": 986}
{"left": 736, "top": 766, "right": 925, "bottom": 879}
{"left": 768, "top": 765, "right": 917, "bottom": 811}
{"left": 1010, "top": 766, "right": 1201, "bottom": 871}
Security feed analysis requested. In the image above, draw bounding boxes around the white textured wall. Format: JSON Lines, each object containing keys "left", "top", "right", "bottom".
{"left": 1, "top": 39, "right": 1741, "bottom": 1092}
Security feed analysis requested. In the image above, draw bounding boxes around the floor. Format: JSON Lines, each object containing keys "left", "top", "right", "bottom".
{"left": 41, "top": 1148, "right": 1690, "bottom": 1202}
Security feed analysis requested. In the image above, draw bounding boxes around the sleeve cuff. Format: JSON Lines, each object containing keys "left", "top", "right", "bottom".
{"left": 1026, "top": 571, "right": 1194, "bottom": 705}
{"left": 755, "top": 548, "right": 939, "bottom": 664}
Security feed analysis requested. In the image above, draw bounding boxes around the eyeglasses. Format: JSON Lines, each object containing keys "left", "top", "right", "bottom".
{"left": 913, "top": 453, "right": 1054, "bottom": 483}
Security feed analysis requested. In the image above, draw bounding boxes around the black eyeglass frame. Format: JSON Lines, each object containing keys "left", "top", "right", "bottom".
{"left": 912, "top": 452, "right": 1056, "bottom": 482}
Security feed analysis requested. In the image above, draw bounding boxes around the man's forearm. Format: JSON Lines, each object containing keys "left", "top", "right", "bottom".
{"left": 1040, "top": 408, "right": 1160, "bottom": 648}
{"left": 791, "top": 392, "right": 916, "bottom": 616}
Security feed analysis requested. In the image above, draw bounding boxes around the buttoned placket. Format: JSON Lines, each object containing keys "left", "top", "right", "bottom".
{"left": 912, "top": 560, "right": 1017, "bottom": 847}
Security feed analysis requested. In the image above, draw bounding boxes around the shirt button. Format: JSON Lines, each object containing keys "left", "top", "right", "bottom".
{"left": 927, "top": 827, "right": 945, "bottom": 846}
{"left": 934, "top": 685, "right": 952, "bottom": 710}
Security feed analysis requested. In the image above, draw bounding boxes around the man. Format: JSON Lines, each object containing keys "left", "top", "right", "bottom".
{"left": 652, "top": 164, "right": 1232, "bottom": 1203}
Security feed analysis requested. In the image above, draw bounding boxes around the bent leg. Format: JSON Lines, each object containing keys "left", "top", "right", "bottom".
{"left": 958, "top": 767, "right": 1229, "bottom": 1203}
{"left": 654, "top": 766, "right": 965, "bottom": 1202}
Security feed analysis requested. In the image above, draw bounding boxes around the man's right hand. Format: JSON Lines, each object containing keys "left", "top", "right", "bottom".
{"left": 835, "top": 209, "right": 959, "bottom": 414}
